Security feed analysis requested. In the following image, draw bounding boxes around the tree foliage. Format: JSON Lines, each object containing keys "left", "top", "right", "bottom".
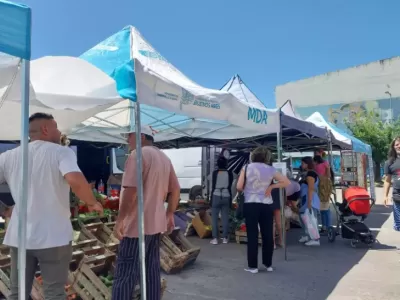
{"left": 344, "top": 110, "right": 400, "bottom": 180}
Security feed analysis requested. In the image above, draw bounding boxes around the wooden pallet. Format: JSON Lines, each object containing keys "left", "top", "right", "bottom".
{"left": 83, "top": 222, "right": 120, "bottom": 253}
{"left": 235, "top": 231, "right": 262, "bottom": 245}
{"left": 160, "top": 228, "right": 201, "bottom": 274}
{"left": 69, "top": 254, "right": 166, "bottom": 300}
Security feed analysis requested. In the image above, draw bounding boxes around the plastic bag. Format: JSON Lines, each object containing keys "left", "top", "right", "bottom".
{"left": 300, "top": 209, "right": 320, "bottom": 240}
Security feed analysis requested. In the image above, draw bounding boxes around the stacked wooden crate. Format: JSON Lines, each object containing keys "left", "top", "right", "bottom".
{"left": 82, "top": 222, "right": 119, "bottom": 253}
{"left": 68, "top": 254, "right": 166, "bottom": 300}
{"left": 0, "top": 245, "right": 84, "bottom": 300}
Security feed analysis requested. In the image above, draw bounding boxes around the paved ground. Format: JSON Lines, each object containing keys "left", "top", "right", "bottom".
{"left": 163, "top": 188, "right": 400, "bottom": 300}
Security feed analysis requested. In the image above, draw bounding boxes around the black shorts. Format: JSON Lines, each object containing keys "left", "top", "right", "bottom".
{"left": 287, "top": 191, "right": 300, "bottom": 201}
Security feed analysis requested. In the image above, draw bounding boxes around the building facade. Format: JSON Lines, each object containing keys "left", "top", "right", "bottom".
{"left": 275, "top": 57, "right": 400, "bottom": 127}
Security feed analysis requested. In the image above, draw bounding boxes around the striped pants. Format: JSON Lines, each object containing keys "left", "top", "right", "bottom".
{"left": 112, "top": 234, "right": 161, "bottom": 300}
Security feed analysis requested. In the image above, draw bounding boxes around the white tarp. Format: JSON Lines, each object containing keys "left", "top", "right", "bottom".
{"left": 0, "top": 54, "right": 122, "bottom": 140}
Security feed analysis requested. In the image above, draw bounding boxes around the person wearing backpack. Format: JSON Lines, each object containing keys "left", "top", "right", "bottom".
{"left": 313, "top": 155, "right": 333, "bottom": 234}
{"left": 210, "top": 157, "right": 234, "bottom": 245}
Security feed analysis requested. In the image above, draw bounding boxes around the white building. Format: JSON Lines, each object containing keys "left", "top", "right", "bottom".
{"left": 275, "top": 56, "right": 400, "bottom": 125}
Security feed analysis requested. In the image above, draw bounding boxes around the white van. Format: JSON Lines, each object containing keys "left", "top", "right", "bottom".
{"left": 110, "top": 147, "right": 202, "bottom": 192}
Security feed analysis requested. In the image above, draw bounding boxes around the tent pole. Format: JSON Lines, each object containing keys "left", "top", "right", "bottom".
{"left": 276, "top": 109, "right": 287, "bottom": 261}
{"left": 134, "top": 101, "right": 147, "bottom": 300}
{"left": 18, "top": 59, "right": 30, "bottom": 300}
{"left": 326, "top": 129, "right": 335, "bottom": 197}
{"left": 367, "top": 154, "right": 376, "bottom": 200}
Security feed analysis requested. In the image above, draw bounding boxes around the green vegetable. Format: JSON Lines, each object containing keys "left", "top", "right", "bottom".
{"left": 104, "top": 278, "right": 113, "bottom": 287}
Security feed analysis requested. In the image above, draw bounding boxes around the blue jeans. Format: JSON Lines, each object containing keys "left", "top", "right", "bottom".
{"left": 211, "top": 195, "right": 231, "bottom": 239}
{"left": 320, "top": 210, "right": 331, "bottom": 228}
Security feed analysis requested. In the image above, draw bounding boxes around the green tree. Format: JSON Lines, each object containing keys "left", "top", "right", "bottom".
{"left": 345, "top": 110, "right": 399, "bottom": 181}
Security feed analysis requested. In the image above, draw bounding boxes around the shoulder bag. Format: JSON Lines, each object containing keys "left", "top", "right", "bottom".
{"left": 235, "top": 164, "right": 248, "bottom": 220}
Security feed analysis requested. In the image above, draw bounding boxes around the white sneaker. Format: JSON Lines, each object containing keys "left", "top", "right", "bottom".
{"left": 299, "top": 236, "right": 309, "bottom": 243}
{"left": 210, "top": 238, "right": 218, "bottom": 245}
{"left": 263, "top": 265, "right": 274, "bottom": 272}
{"left": 305, "top": 240, "right": 320, "bottom": 246}
{"left": 244, "top": 268, "right": 259, "bottom": 274}
{"left": 222, "top": 238, "right": 229, "bottom": 244}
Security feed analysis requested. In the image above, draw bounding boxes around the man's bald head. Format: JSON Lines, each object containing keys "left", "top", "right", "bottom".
{"left": 29, "top": 113, "right": 61, "bottom": 144}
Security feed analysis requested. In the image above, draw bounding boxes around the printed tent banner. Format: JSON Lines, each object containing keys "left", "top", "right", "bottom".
{"left": 80, "top": 26, "right": 280, "bottom": 136}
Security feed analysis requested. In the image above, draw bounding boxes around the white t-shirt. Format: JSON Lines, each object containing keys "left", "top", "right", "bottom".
{"left": 0, "top": 140, "right": 81, "bottom": 249}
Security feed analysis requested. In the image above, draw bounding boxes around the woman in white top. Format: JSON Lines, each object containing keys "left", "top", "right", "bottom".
{"left": 237, "top": 147, "right": 290, "bottom": 274}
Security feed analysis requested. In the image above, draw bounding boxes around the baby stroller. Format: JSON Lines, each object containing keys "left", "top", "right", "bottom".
{"left": 327, "top": 186, "right": 375, "bottom": 247}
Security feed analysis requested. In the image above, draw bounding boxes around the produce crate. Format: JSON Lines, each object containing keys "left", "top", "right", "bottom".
{"left": 71, "top": 220, "right": 115, "bottom": 257}
{"left": 0, "top": 250, "right": 84, "bottom": 300}
{"left": 32, "top": 250, "right": 84, "bottom": 300}
{"left": 83, "top": 222, "right": 119, "bottom": 253}
{"left": 69, "top": 254, "right": 166, "bottom": 300}
{"left": 160, "top": 228, "right": 201, "bottom": 274}
{"left": 235, "top": 231, "right": 262, "bottom": 245}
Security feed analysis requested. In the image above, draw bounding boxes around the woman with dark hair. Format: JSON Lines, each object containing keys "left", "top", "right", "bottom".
{"left": 383, "top": 136, "right": 400, "bottom": 239}
{"left": 210, "top": 157, "right": 233, "bottom": 245}
{"left": 298, "top": 156, "right": 321, "bottom": 246}
{"left": 237, "top": 147, "right": 290, "bottom": 274}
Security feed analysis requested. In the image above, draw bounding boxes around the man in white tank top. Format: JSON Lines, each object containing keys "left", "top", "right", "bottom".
{"left": 0, "top": 113, "right": 103, "bottom": 300}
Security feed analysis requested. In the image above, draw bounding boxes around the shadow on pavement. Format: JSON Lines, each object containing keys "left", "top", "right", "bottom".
{"left": 163, "top": 204, "right": 395, "bottom": 300}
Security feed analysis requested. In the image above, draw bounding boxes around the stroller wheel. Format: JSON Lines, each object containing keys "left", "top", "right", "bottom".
{"left": 366, "top": 235, "right": 376, "bottom": 247}
{"left": 350, "top": 238, "right": 359, "bottom": 248}
{"left": 327, "top": 226, "right": 336, "bottom": 243}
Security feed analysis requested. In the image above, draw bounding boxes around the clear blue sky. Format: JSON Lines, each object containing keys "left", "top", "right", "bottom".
{"left": 20, "top": 0, "right": 400, "bottom": 108}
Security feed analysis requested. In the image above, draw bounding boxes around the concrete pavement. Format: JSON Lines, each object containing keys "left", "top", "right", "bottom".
{"left": 163, "top": 188, "right": 400, "bottom": 300}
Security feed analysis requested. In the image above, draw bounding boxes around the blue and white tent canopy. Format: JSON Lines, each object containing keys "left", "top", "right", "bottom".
{"left": 306, "top": 112, "right": 372, "bottom": 155}
{"left": 72, "top": 26, "right": 280, "bottom": 144}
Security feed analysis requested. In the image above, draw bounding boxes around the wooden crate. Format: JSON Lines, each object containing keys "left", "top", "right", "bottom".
{"left": 0, "top": 246, "right": 44, "bottom": 300}
{"left": 104, "top": 221, "right": 115, "bottom": 232}
{"left": 69, "top": 254, "right": 166, "bottom": 300}
{"left": 0, "top": 249, "right": 84, "bottom": 300}
{"left": 235, "top": 231, "right": 262, "bottom": 245}
{"left": 160, "top": 228, "right": 201, "bottom": 274}
{"left": 71, "top": 219, "right": 116, "bottom": 258}
{"left": 32, "top": 251, "right": 84, "bottom": 300}
{"left": 83, "top": 222, "right": 119, "bottom": 253}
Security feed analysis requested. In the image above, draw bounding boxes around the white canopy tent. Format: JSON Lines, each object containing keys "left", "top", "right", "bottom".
{"left": 0, "top": 55, "right": 123, "bottom": 140}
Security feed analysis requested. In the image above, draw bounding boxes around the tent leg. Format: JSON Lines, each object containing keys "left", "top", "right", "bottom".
{"left": 18, "top": 59, "right": 30, "bottom": 300}
{"left": 134, "top": 101, "right": 147, "bottom": 300}
{"left": 276, "top": 128, "right": 287, "bottom": 261}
